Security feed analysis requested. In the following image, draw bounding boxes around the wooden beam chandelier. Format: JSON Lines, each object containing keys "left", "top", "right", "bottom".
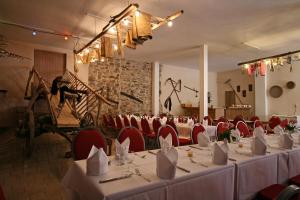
{"left": 238, "top": 49, "right": 300, "bottom": 76}
{"left": 74, "top": 3, "right": 183, "bottom": 64}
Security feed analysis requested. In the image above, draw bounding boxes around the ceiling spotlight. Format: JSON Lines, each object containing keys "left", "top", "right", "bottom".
{"left": 167, "top": 21, "right": 173, "bottom": 27}
{"left": 123, "top": 19, "right": 129, "bottom": 26}
{"left": 113, "top": 44, "right": 118, "bottom": 51}
{"left": 32, "top": 31, "right": 37, "bottom": 36}
{"left": 135, "top": 10, "right": 140, "bottom": 17}
{"left": 64, "top": 36, "right": 68, "bottom": 40}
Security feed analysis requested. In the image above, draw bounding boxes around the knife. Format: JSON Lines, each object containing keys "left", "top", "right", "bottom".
{"left": 176, "top": 166, "right": 191, "bottom": 173}
{"left": 189, "top": 146, "right": 203, "bottom": 150}
{"left": 99, "top": 173, "right": 133, "bottom": 183}
{"left": 148, "top": 150, "right": 157, "bottom": 155}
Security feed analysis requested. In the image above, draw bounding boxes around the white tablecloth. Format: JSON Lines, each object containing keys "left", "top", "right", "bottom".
{"left": 176, "top": 123, "right": 216, "bottom": 138}
{"left": 62, "top": 145, "right": 235, "bottom": 200}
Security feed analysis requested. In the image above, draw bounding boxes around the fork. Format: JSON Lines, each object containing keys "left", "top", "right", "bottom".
{"left": 135, "top": 168, "right": 151, "bottom": 182}
{"left": 189, "top": 157, "right": 208, "bottom": 167}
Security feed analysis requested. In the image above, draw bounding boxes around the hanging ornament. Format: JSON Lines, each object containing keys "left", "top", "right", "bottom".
{"left": 259, "top": 61, "right": 266, "bottom": 76}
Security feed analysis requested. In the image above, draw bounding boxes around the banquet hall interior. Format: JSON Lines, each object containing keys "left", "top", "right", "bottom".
{"left": 1, "top": 0, "right": 300, "bottom": 200}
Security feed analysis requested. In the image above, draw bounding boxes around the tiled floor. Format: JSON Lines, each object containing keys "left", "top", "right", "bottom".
{"left": 0, "top": 128, "right": 72, "bottom": 200}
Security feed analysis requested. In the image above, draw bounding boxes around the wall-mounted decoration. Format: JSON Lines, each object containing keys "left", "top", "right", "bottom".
{"left": 184, "top": 85, "right": 198, "bottom": 98}
{"left": 269, "top": 85, "right": 283, "bottom": 98}
{"left": 286, "top": 81, "right": 296, "bottom": 89}
{"left": 237, "top": 85, "right": 240, "bottom": 92}
{"left": 248, "top": 84, "right": 253, "bottom": 92}
{"left": 208, "top": 92, "right": 211, "bottom": 103}
{"left": 242, "top": 90, "right": 246, "bottom": 97}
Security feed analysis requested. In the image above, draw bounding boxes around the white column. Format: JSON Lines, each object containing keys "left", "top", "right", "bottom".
{"left": 255, "top": 72, "right": 268, "bottom": 120}
{"left": 152, "top": 62, "right": 160, "bottom": 116}
{"left": 199, "top": 45, "right": 208, "bottom": 120}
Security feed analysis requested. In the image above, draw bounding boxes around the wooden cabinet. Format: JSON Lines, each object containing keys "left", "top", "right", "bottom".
{"left": 225, "top": 107, "right": 252, "bottom": 120}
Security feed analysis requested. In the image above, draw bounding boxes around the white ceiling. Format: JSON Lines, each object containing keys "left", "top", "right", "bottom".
{"left": 1, "top": 0, "right": 300, "bottom": 71}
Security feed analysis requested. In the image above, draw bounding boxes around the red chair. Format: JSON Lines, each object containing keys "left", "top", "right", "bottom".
{"left": 178, "top": 116, "right": 184, "bottom": 123}
{"left": 153, "top": 118, "right": 162, "bottom": 135}
{"left": 130, "top": 117, "right": 139, "bottom": 129}
{"left": 257, "top": 184, "right": 286, "bottom": 200}
{"left": 254, "top": 120, "right": 264, "bottom": 129}
{"left": 72, "top": 129, "right": 107, "bottom": 160}
{"left": 167, "top": 120, "right": 192, "bottom": 145}
{"left": 269, "top": 116, "right": 281, "bottom": 129}
{"left": 191, "top": 124, "right": 206, "bottom": 144}
{"left": 233, "top": 115, "right": 245, "bottom": 126}
{"left": 216, "top": 122, "right": 230, "bottom": 140}
{"left": 0, "top": 184, "right": 5, "bottom": 200}
{"left": 236, "top": 121, "right": 252, "bottom": 137}
{"left": 203, "top": 116, "right": 213, "bottom": 125}
{"left": 115, "top": 115, "right": 123, "bottom": 130}
{"left": 157, "top": 125, "right": 179, "bottom": 147}
{"left": 217, "top": 116, "right": 229, "bottom": 123}
{"left": 141, "top": 118, "right": 156, "bottom": 139}
{"left": 250, "top": 115, "right": 260, "bottom": 122}
{"left": 123, "top": 116, "right": 130, "bottom": 127}
{"left": 108, "top": 115, "right": 116, "bottom": 129}
{"left": 102, "top": 114, "right": 110, "bottom": 127}
{"left": 280, "top": 119, "right": 289, "bottom": 129}
{"left": 166, "top": 119, "right": 178, "bottom": 133}
{"left": 118, "top": 127, "right": 145, "bottom": 152}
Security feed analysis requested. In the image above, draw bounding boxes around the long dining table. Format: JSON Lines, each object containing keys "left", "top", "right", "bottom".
{"left": 62, "top": 132, "right": 300, "bottom": 200}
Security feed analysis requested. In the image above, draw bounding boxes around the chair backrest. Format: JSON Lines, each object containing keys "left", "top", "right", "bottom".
{"left": 115, "top": 115, "right": 123, "bottom": 129}
{"left": 102, "top": 114, "right": 109, "bottom": 127}
{"left": 141, "top": 118, "right": 151, "bottom": 135}
{"left": 130, "top": 117, "right": 139, "bottom": 129}
{"left": 236, "top": 121, "right": 251, "bottom": 137}
{"left": 73, "top": 129, "right": 107, "bottom": 160}
{"left": 233, "top": 115, "right": 245, "bottom": 126}
{"left": 178, "top": 116, "right": 184, "bottom": 123}
{"left": 269, "top": 116, "right": 281, "bottom": 129}
{"left": 191, "top": 123, "right": 206, "bottom": 144}
{"left": 280, "top": 119, "right": 289, "bottom": 129}
{"left": 254, "top": 120, "right": 264, "bottom": 129}
{"left": 0, "top": 184, "right": 5, "bottom": 200}
{"left": 166, "top": 120, "right": 178, "bottom": 134}
{"left": 250, "top": 115, "right": 260, "bottom": 122}
{"left": 118, "top": 127, "right": 145, "bottom": 152}
{"left": 157, "top": 125, "right": 179, "bottom": 147}
{"left": 123, "top": 116, "right": 130, "bottom": 127}
{"left": 216, "top": 122, "right": 230, "bottom": 139}
{"left": 217, "top": 116, "right": 228, "bottom": 123}
{"left": 108, "top": 115, "right": 116, "bottom": 129}
{"left": 153, "top": 118, "right": 162, "bottom": 135}
{"left": 203, "top": 116, "right": 212, "bottom": 125}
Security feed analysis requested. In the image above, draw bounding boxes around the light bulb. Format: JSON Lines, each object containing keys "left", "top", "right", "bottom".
{"left": 84, "top": 49, "right": 90, "bottom": 54}
{"left": 78, "top": 53, "right": 83, "bottom": 57}
{"left": 64, "top": 36, "right": 68, "bottom": 40}
{"left": 123, "top": 19, "right": 129, "bottom": 26}
{"left": 95, "top": 44, "right": 100, "bottom": 49}
{"left": 100, "top": 57, "right": 105, "bottom": 62}
{"left": 32, "top": 31, "right": 37, "bottom": 36}
{"left": 109, "top": 27, "right": 116, "bottom": 34}
{"left": 167, "top": 21, "right": 173, "bottom": 27}
{"left": 113, "top": 44, "right": 118, "bottom": 51}
{"left": 77, "top": 60, "right": 82, "bottom": 64}
{"left": 244, "top": 64, "right": 249, "bottom": 69}
{"left": 135, "top": 10, "right": 140, "bottom": 17}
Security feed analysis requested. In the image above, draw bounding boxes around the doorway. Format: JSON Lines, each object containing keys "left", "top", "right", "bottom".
{"left": 225, "top": 91, "right": 235, "bottom": 107}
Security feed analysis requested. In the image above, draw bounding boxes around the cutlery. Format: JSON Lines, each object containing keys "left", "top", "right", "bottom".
{"left": 189, "top": 158, "right": 208, "bottom": 167}
{"left": 148, "top": 150, "right": 157, "bottom": 155}
{"left": 99, "top": 173, "right": 133, "bottom": 183}
{"left": 228, "top": 157, "right": 236, "bottom": 162}
{"left": 135, "top": 168, "right": 151, "bottom": 182}
{"left": 176, "top": 165, "right": 191, "bottom": 173}
{"left": 189, "top": 146, "right": 203, "bottom": 150}
{"left": 134, "top": 152, "right": 147, "bottom": 159}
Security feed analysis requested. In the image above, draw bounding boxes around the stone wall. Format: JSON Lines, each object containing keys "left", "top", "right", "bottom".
{"left": 89, "top": 58, "right": 152, "bottom": 115}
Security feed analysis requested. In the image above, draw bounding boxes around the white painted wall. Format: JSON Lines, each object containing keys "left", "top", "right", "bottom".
{"left": 0, "top": 40, "right": 87, "bottom": 126}
{"left": 160, "top": 64, "right": 218, "bottom": 116}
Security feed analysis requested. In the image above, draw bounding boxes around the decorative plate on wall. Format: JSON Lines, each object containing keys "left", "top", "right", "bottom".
{"left": 269, "top": 85, "right": 283, "bottom": 98}
{"left": 286, "top": 81, "right": 296, "bottom": 89}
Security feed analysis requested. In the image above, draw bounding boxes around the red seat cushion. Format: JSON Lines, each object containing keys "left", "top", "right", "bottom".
{"left": 179, "top": 137, "right": 192, "bottom": 145}
{"left": 290, "top": 175, "right": 300, "bottom": 186}
{"left": 258, "top": 184, "right": 286, "bottom": 200}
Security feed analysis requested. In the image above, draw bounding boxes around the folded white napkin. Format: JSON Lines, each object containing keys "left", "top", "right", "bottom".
{"left": 115, "top": 138, "right": 130, "bottom": 161}
{"left": 253, "top": 127, "right": 265, "bottom": 138}
{"left": 198, "top": 132, "right": 210, "bottom": 147}
{"left": 203, "top": 119, "right": 208, "bottom": 128}
{"left": 159, "top": 134, "right": 172, "bottom": 151}
{"left": 156, "top": 146, "right": 178, "bottom": 179}
{"left": 86, "top": 146, "right": 108, "bottom": 176}
{"left": 187, "top": 118, "right": 194, "bottom": 126}
{"left": 278, "top": 133, "right": 294, "bottom": 149}
{"left": 251, "top": 136, "right": 267, "bottom": 155}
{"left": 212, "top": 142, "right": 228, "bottom": 165}
{"left": 230, "top": 129, "right": 241, "bottom": 142}
{"left": 274, "top": 125, "right": 284, "bottom": 135}
{"left": 160, "top": 117, "right": 167, "bottom": 125}
{"left": 174, "top": 117, "right": 178, "bottom": 124}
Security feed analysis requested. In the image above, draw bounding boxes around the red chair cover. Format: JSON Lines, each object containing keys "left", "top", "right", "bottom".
{"left": 123, "top": 116, "right": 130, "bottom": 127}
{"left": 130, "top": 117, "right": 139, "bottom": 129}
{"left": 166, "top": 120, "right": 178, "bottom": 134}
{"left": 269, "top": 116, "right": 281, "bottom": 129}
{"left": 203, "top": 116, "right": 213, "bottom": 125}
{"left": 254, "top": 120, "right": 264, "bottom": 129}
{"left": 233, "top": 115, "right": 245, "bottom": 126}
{"left": 102, "top": 114, "right": 110, "bottom": 127}
{"left": 280, "top": 119, "right": 289, "bottom": 129}
{"left": 157, "top": 125, "right": 179, "bottom": 147}
{"left": 73, "top": 129, "right": 107, "bottom": 160}
{"left": 236, "top": 121, "right": 252, "bottom": 137}
{"left": 191, "top": 124, "right": 206, "bottom": 144}
{"left": 152, "top": 118, "right": 162, "bottom": 135}
{"left": 0, "top": 184, "right": 5, "bottom": 200}
{"left": 115, "top": 115, "right": 123, "bottom": 130}
{"left": 118, "top": 127, "right": 145, "bottom": 152}
{"left": 216, "top": 122, "right": 230, "bottom": 139}
{"left": 141, "top": 118, "right": 156, "bottom": 138}
{"left": 257, "top": 184, "right": 286, "bottom": 200}
{"left": 250, "top": 116, "right": 260, "bottom": 122}
{"left": 108, "top": 115, "right": 116, "bottom": 129}
{"left": 217, "top": 116, "right": 229, "bottom": 123}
